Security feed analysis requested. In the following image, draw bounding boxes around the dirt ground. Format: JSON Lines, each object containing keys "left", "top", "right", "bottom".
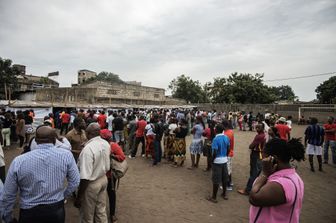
{"left": 3, "top": 124, "right": 336, "bottom": 223}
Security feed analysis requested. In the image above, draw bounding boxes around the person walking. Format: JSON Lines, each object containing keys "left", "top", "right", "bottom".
{"left": 1, "top": 126, "right": 80, "bottom": 223}
{"left": 60, "top": 110, "right": 70, "bottom": 135}
{"left": 75, "top": 123, "right": 110, "bottom": 223}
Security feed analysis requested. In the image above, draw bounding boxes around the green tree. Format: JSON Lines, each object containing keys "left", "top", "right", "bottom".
{"left": 0, "top": 57, "right": 20, "bottom": 100}
{"left": 269, "top": 85, "right": 297, "bottom": 101}
{"left": 85, "top": 71, "right": 124, "bottom": 84}
{"left": 168, "top": 74, "right": 208, "bottom": 103}
{"left": 315, "top": 76, "right": 336, "bottom": 104}
{"left": 207, "top": 73, "right": 275, "bottom": 103}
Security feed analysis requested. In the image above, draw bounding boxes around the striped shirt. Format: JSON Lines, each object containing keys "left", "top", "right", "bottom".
{"left": 305, "top": 124, "right": 325, "bottom": 146}
{"left": 1, "top": 143, "right": 80, "bottom": 223}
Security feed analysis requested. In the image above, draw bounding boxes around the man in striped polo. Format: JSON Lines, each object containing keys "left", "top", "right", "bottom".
{"left": 1, "top": 126, "right": 80, "bottom": 223}
{"left": 304, "top": 117, "right": 325, "bottom": 172}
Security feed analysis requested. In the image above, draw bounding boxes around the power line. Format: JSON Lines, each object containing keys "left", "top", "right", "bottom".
{"left": 264, "top": 72, "right": 336, "bottom": 82}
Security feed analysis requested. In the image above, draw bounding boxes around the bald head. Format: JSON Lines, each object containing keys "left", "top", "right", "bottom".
{"left": 35, "top": 126, "right": 57, "bottom": 145}
{"left": 86, "top": 123, "right": 101, "bottom": 140}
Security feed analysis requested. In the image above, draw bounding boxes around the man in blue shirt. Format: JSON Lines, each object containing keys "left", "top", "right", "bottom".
{"left": 1, "top": 126, "right": 80, "bottom": 223}
{"left": 207, "top": 123, "right": 230, "bottom": 203}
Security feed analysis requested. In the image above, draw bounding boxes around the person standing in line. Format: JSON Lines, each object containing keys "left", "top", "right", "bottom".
{"left": 238, "top": 124, "right": 266, "bottom": 195}
{"left": 144, "top": 118, "right": 156, "bottom": 158}
{"left": 127, "top": 114, "right": 137, "bottom": 155}
{"left": 172, "top": 119, "right": 189, "bottom": 167}
{"left": 100, "top": 129, "right": 125, "bottom": 223}
{"left": 203, "top": 120, "right": 216, "bottom": 172}
{"left": 304, "top": 117, "right": 324, "bottom": 172}
{"left": 323, "top": 116, "right": 336, "bottom": 164}
{"left": 275, "top": 117, "right": 291, "bottom": 142}
{"left": 223, "top": 119, "right": 235, "bottom": 191}
{"left": 1, "top": 112, "right": 12, "bottom": 148}
{"left": 166, "top": 117, "right": 178, "bottom": 162}
{"left": 112, "top": 113, "right": 125, "bottom": 149}
{"left": 16, "top": 112, "right": 26, "bottom": 148}
{"left": 188, "top": 116, "right": 204, "bottom": 170}
{"left": 65, "top": 118, "right": 87, "bottom": 162}
{"left": 129, "top": 116, "right": 147, "bottom": 158}
{"left": 152, "top": 114, "right": 164, "bottom": 166}
{"left": 1, "top": 126, "right": 80, "bottom": 223}
{"left": 207, "top": 123, "right": 230, "bottom": 203}
{"left": 106, "top": 111, "right": 114, "bottom": 133}
{"left": 75, "top": 123, "right": 110, "bottom": 223}
{"left": 60, "top": 110, "right": 70, "bottom": 135}
{"left": 97, "top": 110, "right": 107, "bottom": 129}
{"left": 249, "top": 138, "right": 305, "bottom": 223}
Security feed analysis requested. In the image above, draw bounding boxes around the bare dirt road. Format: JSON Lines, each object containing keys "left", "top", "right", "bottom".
{"left": 4, "top": 125, "right": 336, "bottom": 223}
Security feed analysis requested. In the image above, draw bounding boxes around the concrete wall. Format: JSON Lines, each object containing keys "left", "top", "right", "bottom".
{"left": 195, "top": 103, "right": 336, "bottom": 123}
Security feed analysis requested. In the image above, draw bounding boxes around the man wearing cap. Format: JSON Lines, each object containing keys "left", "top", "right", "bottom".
{"left": 275, "top": 117, "right": 291, "bottom": 142}
{"left": 75, "top": 123, "right": 110, "bottom": 223}
{"left": 1, "top": 126, "right": 80, "bottom": 223}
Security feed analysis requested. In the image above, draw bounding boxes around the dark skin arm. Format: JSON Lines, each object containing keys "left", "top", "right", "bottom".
{"left": 249, "top": 156, "right": 286, "bottom": 207}
{"left": 74, "top": 179, "right": 90, "bottom": 208}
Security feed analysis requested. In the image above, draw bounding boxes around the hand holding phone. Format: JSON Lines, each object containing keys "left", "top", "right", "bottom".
{"left": 262, "top": 156, "right": 278, "bottom": 177}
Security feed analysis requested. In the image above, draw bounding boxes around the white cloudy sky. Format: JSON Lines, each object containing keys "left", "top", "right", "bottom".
{"left": 1, "top": 0, "right": 335, "bottom": 101}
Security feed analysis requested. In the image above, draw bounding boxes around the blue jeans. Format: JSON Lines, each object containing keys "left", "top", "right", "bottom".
{"left": 246, "top": 151, "right": 262, "bottom": 193}
{"left": 323, "top": 140, "right": 336, "bottom": 164}
{"left": 153, "top": 140, "right": 162, "bottom": 165}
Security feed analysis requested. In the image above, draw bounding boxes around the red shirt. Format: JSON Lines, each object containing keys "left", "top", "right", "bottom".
{"left": 97, "top": 114, "right": 107, "bottom": 129}
{"left": 224, "top": 129, "right": 234, "bottom": 157}
{"left": 203, "top": 128, "right": 212, "bottom": 140}
{"left": 61, "top": 113, "right": 70, "bottom": 124}
{"left": 323, "top": 123, "right": 336, "bottom": 141}
{"left": 276, "top": 124, "right": 291, "bottom": 141}
{"left": 136, "top": 120, "right": 147, "bottom": 137}
{"left": 107, "top": 142, "right": 125, "bottom": 178}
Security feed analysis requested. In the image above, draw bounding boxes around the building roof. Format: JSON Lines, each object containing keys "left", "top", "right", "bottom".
{"left": 78, "top": 69, "right": 96, "bottom": 73}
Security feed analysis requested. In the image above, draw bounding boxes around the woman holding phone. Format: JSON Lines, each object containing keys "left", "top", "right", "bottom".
{"left": 249, "top": 138, "right": 305, "bottom": 223}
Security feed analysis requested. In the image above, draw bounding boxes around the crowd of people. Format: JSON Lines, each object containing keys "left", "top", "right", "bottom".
{"left": 0, "top": 107, "right": 335, "bottom": 223}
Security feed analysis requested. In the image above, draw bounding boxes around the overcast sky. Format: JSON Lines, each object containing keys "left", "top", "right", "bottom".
{"left": 1, "top": 0, "right": 335, "bottom": 101}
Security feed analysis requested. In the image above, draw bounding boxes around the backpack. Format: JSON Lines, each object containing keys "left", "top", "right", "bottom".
{"left": 111, "top": 158, "right": 128, "bottom": 179}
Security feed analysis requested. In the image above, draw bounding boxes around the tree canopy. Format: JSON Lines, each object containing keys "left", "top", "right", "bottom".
{"left": 170, "top": 73, "right": 297, "bottom": 104}
{"left": 315, "top": 76, "right": 336, "bottom": 104}
{"left": 85, "top": 71, "right": 124, "bottom": 84}
{"left": 168, "top": 74, "right": 208, "bottom": 103}
{"left": 0, "top": 57, "right": 20, "bottom": 100}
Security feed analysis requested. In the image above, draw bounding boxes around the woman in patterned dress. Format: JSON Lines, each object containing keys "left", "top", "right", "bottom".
{"left": 172, "top": 119, "right": 189, "bottom": 167}
{"left": 188, "top": 116, "right": 205, "bottom": 169}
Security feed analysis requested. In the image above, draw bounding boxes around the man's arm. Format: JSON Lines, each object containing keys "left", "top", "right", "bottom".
{"left": 249, "top": 135, "right": 259, "bottom": 150}
{"left": 2, "top": 160, "right": 19, "bottom": 223}
{"left": 64, "top": 153, "right": 80, "bottom": 198}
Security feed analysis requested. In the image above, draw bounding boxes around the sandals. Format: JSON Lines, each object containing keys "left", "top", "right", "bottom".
{"left": 206, "top": 196, "right": 218, "bottom": 203}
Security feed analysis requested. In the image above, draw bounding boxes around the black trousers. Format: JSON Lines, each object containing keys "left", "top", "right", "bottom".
{"left": 246, "top": 151, "right": 262, "bottom": 192}
{"left": 107, "top": 177, "right": 117, "bottom": 217}
{"left": 18, "top": 135, "right": 25, "bottom": 147}
{"left": 60, "top": 123, "right": 69, "bottom": 135}
{"left": 19, "top": 200, "right": 65, "bottom": 223}
{"left": 0, "top": 166, "right": 5, "bottom": 183}
{"left": 131, "top": 136, "right": 145, "bottom": 157}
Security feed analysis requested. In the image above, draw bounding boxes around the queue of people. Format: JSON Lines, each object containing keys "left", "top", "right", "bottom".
{"left": 0, "top": 106, "right": 335, "bottom": 223}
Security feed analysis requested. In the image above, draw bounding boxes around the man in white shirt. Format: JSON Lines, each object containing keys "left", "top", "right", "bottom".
{"left": 75, "top": 123, "right": 110, "bottom": 223}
